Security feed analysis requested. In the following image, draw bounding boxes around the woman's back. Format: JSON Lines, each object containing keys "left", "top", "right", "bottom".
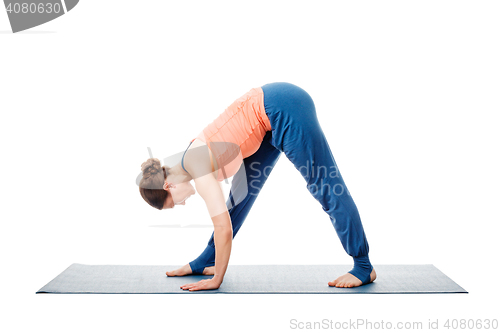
{"left": 186, "top": 86, "right": 272, "bottom": 182}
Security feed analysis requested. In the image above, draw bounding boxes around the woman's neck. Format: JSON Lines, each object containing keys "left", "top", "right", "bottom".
{"left": 166, "top": 163, "right": 192, "bottom": 184}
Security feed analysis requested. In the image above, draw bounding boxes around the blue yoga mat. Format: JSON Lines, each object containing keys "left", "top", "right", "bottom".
{"left": 36, "top": 264, "right": 467, "bottom": 294}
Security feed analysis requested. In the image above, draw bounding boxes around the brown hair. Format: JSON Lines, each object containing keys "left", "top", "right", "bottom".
{"left": 139, "top": 158, "right": 169, "bottom": 210}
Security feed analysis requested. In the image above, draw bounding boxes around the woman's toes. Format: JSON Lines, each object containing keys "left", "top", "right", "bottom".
{"left": 166, "top": 267, "right": 185, "bottom": 276}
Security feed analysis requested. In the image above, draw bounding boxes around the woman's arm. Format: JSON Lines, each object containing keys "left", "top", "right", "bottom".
{"left": 193, "top": 172, "right": 232, "bottom": 285}
{"left": 179, "top": 146, "right": 232, "bottom": 291}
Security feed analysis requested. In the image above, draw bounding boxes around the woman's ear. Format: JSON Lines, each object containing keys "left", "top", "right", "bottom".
{"left": 163, "top": 181, "right": 176, "bottom": 191}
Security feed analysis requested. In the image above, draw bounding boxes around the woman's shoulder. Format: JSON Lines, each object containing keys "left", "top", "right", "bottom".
{"left": 183, "top": 138, "right": 217, "bottom": 179}
{"left": 190, "top": 138, "right": 206, "bottom": 148}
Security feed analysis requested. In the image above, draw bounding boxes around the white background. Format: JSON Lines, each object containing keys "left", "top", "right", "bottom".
{"left": 1, "top": 0, "right": 499, "bottom": 332}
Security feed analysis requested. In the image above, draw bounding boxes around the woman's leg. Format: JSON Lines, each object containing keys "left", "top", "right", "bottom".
{"left": 189, "top": 131, "right": 281, "bottom": 274}
{"left": 262, "top": 82, "right": 373, "bottom": 285}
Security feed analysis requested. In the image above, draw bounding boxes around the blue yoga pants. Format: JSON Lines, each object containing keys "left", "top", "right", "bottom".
{"left": 189, "top": 82, "right": 373, "bottom": 284}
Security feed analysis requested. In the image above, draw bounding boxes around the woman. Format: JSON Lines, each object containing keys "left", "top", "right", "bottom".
{"left": 139, "top": 82, "right": 376, "bottom": 291}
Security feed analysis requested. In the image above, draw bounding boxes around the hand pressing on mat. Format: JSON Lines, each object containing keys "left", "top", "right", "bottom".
{"left": 166, "top": 264, "right": 215, "bottom": 276}
{"left": 180, "top": 277, "right": 221, "bottom": 291}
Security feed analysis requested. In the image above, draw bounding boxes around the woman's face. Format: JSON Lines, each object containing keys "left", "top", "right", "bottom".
{"left": 163, "top": 181, "right": 196, "bottom": 209}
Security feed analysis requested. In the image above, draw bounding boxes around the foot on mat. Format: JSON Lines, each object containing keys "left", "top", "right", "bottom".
{"left": 328, "top": 268, "right": 377, "bottom": 288}
{"left": 166, "top": 264, "right": 214, "bottom": 276}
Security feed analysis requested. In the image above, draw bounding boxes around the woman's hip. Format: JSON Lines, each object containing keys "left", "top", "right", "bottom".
{"left": 261, "top": 82, "right": 320, "bottom": 150}
{"left": 261, "top": 82, "right": 315, "bottom": 113}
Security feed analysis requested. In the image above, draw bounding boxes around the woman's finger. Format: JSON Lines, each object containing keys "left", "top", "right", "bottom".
{"left": 188, "top": 282, "right": 204, "bottom": 290}
{"left": 189, "top": 280, "right": 216, "bottom": 291}
{"left": 182, "top": 279, "right": 213, "bottom": 290}
{"left": 180, "top": 283, "right": 196, "bottom": 289}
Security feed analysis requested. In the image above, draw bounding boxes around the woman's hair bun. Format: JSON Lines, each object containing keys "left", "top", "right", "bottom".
{"left": 141, "top": 158, "right": 162, "bottom": 179}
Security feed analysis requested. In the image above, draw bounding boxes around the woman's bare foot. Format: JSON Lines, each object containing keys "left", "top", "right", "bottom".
{"left": 166, "top": 264, "right": 215, "bottom": 276}
{"left": 202, "top": 266, "right": 215, "bottom": 275}
{"left": 328, "top": 268, "right": 377, "bottom": 288}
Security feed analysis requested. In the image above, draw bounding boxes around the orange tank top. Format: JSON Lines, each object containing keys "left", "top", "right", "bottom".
{"left": 189, "top": 86, "right": 271, "bottom": 182}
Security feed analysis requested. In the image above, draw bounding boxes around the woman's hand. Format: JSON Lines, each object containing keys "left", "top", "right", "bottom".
{"left": 180, "top": 277, "right": 221, "bottom": 291}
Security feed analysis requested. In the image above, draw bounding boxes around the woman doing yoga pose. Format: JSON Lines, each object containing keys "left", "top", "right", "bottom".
{"left": 138, "top": 82, "right": 376, "bottom": 291}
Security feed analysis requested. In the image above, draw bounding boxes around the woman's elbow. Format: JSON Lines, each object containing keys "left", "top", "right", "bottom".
{"left": 214, "top": 226, "right": 233, "bottom": 239}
